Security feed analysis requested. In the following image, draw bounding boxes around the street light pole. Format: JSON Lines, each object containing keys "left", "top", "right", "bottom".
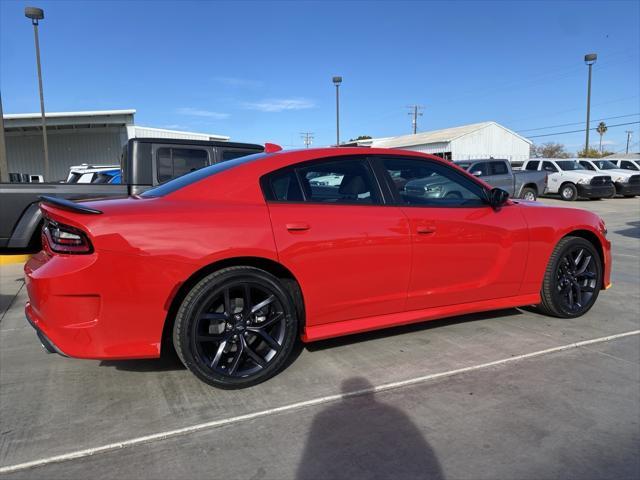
{"left": 584, "top": 53, "right": 597, "bottom": 156}
{"left": 25, "top": 6, "right": 49, "bottom": 181}
{"left": 333, "top": 76, "right": 342, "bottom": 146}
{"left": 0, "top": 91, "right": 9, "bottom": 182}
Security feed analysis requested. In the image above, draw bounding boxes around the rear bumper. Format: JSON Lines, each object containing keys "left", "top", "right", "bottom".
{"left": 24, "top": 250, "right": 193, "bottom": 360}
{"left": 576, "top": 184, "right": 614, "bottom": 198}
{"left": 614, "top": 182, "right": 640, "bottom": 196}
{"left": 25, "top": 305, "right": 68, "bottom": 356}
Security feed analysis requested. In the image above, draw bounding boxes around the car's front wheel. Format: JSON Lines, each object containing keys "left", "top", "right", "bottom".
{"left": 173, "top": 266, "right": 299, "bottom": 389}
{"left": 560, "top": 183, "right": 578, "bottom": 201}
{"left": 538, "top": 236, "right": 602, "bottom": 318}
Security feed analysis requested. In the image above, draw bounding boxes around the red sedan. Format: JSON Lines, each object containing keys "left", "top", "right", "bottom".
{"left": 24, "top": 147, "right": 611, "bottom": 388}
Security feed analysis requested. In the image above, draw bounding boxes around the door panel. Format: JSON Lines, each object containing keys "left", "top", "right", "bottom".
{"left": 402, "top": 205, "right": 529, "bottom": 310}
{"left": 268, "top": 203, "right": 411, "bottom": 326}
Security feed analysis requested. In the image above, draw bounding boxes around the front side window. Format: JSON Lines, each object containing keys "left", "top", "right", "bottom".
{"left": 381, "top": 157, "right": 486, "bottom": 206}
{"left": 621, "top": 161, "right": 639, "bottom": 171}
{"left": 157, "top": 148, "right": 209, "bottom": 183}
{"left": 525, "top": 161, "right": 540, "bottom": 171}
{"left": 221, "top": 149, "right": 259, "bottom": 162}
{"left": 579, "top": 161, "right": 596, "bottom": 171}
{"left": 542, "top": 161, "right": 558, "bottom": 172}
{"left": 593, "top": 160, "right": 617, "bottom": 170}
{"left": 555, "top": 161, "right": 585, "bottom": 171}
{"left": 468, "top": 162, "right": 489, "bottom": 177}
{"left": 490, "top": 161, "right": 509, "bottom": 175}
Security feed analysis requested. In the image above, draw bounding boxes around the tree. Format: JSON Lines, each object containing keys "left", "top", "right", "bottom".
{"left": 349, "top": 135, "right": 372, "bottom": 142}
{"left": 576, "top": 147, "right": 615, "bottom": 158}
{"left": 530, "top": 142, "right": 571, "bottom": 158}
{"left": 596, "top": 121, "right": 608, "bottom": 153}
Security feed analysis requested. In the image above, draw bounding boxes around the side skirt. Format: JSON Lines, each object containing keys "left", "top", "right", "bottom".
{"left": 302, "top": 293, "right": 541, "bottom": 342}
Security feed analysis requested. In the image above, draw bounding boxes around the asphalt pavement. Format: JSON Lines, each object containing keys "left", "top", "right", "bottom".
{"left": 1, "top": 197, "right": 638, "bottom": 479}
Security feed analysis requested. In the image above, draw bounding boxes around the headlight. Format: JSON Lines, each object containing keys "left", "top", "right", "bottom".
{"left": 614, "top": 176, "right": 628, "bottom": 183}
{"left": 576, "top": 178, "right": 589, "bottom": 184}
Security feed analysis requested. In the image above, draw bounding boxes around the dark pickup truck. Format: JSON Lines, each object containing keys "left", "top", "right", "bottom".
{"left": 0, "top": 138, "right": 263, "bottom": 253}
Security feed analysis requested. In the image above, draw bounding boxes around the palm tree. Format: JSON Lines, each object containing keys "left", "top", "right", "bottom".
{"left": 596, "top": 121, "right": 608, "bottom": 154}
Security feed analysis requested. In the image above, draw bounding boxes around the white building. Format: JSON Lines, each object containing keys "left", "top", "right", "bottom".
{"left": 351, "top": 121, "right": 531, "bottom": 163}
{"left": 3, "top": 109, "right": 229, "bottom": 181}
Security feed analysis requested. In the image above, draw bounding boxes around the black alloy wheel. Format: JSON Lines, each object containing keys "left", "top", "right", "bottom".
{"left": 539, "top": 236, "right": 602, "bottom": 318}
{"left": 173, "top": 267, "right": 298, "bottom": 389}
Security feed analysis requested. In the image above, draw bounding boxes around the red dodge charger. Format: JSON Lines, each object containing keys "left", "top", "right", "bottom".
{"left": 25, "top": 147, "right": 611, "bottom": 388}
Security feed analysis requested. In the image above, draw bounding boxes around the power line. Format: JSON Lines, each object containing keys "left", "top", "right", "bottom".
{"left": 518, "top": 113, "right": 639, "bottom": 133}
{"left": 527, "top": 121, "right": 640, "bottom": 139}
{"left": 406, "top": 105, "right": 425, "bottom": 134}
{"left": 300, "top": 132, "right": 314, "bottom": 148}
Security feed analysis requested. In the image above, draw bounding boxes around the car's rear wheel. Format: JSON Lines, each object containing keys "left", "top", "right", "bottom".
{"left": 538, "top": 236, "right": 602, "bottom": 318}
{"left": 173, "top": 266, "right": 298, "bottom": 389}
{"left": 521, "top": 187, "right": 537, "bottom": 201}
{"left": 560, "top": 183, "right": 578, "bottom": 201}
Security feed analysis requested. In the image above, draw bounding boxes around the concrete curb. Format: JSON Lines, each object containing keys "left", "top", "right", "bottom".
{"left": 0, "top": 254, "right": 31, "bottom": 266}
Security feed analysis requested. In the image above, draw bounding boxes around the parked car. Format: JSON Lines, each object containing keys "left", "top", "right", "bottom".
{"left": 66, "top": 165, "right": 121, "bottom": 184}
{"left": 610, "top": 158, "right": 640, "bottom": 172}
{"left": 24, "top": 147, "right": 611, "bottom": 389}
{"left": 522, "top": 158, "right": 614, "bottom": 201}
{"left": 0, "top": 138, "right": 263, "bottom": 253}
{"left": 578, "top": 159, "right": 640, "bottom": 197}
{"left": 454, "top": 159, "right": 546, "bottom": 200}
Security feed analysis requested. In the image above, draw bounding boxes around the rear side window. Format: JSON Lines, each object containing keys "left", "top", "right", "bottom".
{"left": 525, "top": 161, "right": 539, "bottom": 171}
{"left": 490, "top": 161, "right": 508, "bottom": 175}
{"left": 157, "top": 148, "right": 209, "bottom": 183}
{"left": 262, "top": 157, "right": 381, "bottom": 205}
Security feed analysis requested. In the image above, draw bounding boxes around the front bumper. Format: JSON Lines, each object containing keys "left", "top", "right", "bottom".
{"left": 614, "top": 182, "right": 640, "bottom": 196}
{"left": 576, "top": 184, "right": 615, "bottom": 199}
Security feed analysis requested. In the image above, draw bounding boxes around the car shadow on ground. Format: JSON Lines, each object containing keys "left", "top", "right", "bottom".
{"left": 97, "top": 308, "right": 525, "bottom": 372}
{"left": 615, "top": 221, "right": 640, "bottom": 239}
{"left": 297, "top": 376, "right": 445, "bottom": 480}
{"left": 306, "top": 307, "right": 525, "bottom": 352}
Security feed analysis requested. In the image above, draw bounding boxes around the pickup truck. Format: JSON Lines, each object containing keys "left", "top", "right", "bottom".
{"left": 521, "top": 158, "right": 615, "bottom": 201}
{"left": 0, "top": 137, "right": 263, "bottom": 253}
{"left": 577, "top": 159, "right": 640, "bottom": 197}
{"left": 454, "top": 159, "right": 547, "bottom": 201}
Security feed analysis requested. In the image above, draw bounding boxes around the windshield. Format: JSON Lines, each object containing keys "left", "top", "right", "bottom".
{"left": 141, "top": 152, "right": 268, "bottom": 197}
{"left": 593, "top": 160, "right": 617, "bottom": 170}
{"left": 556, "top": 161, "right": 586, "bottom": 171}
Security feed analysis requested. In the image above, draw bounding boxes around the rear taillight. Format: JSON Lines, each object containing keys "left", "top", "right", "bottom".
{"left": 43, "top": 219, "right": 93, "bottom": 254}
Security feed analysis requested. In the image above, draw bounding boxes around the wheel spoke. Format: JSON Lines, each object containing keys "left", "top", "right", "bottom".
{"left": 256, "top": 311, "right": 284, "bottom": 329}
{"left": 575, "top": 255, "right": 592, "bottom": 275}
{"left": 210, "top": 339, "right": 228, "bottom": 368}
{"left": 243, "top": 285, "right": 252, "bottom": 314}
{"left": 573, "top": 282, "right": 583, "bottom": 307}
{"left": 228, "top": 341, "right": 244, "bottom": 375}
{"left": 248, "top": 327, "right": 281, "bottom": 351}
{"left": 242, "top": 336, "right": 266, "bottom": 368}
{"left": 200, "top": 312, "right": 227, "bottom": 321}
{"left": 573, "top": 248, "right": 584, "bottom": 266}
{"left": 251, "top": 295, "right": 275, "bottom": 313}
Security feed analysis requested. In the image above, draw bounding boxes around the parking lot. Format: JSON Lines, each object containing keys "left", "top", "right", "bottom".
{"left": 0, "top": 197, "right": 638, "bottom": 479}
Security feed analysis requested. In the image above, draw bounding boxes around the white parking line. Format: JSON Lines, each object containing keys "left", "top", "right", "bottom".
{"left": 1, "top": 329, "right": 638, "bottom": 475}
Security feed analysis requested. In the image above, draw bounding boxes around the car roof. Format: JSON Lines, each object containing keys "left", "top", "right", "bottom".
{"left": 131, "top": 138, "right": 264, "bottom": 150}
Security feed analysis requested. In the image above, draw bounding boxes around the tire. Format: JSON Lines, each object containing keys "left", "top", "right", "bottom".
{"left": 624, "top": 195, "right": 636, "bottom": 198}
{"left": 173, "top": 266, "right": 299, "bottom": 389}
{"left": 560, "top": 183, "right": 578, "bottom": 201}
{"left": 538, "top": 236, "right": 602, "bottom": 318}
{"left": 521, "top": 187, "right": 537, "bottom": 201}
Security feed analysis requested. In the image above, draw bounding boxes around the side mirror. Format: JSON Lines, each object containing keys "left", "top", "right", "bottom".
{"left": 471, "top": 170, "right": 483, "bottom": 177}
{"left": 488, "top": 188, "right": 509, "bottom": 209}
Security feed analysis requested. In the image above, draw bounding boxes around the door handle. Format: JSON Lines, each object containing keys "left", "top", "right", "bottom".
{"left": 286, "top": 222, "right": 310, "bottom": 231}
{"left": 416, "top": 226, "right": 436, "bottom": 235}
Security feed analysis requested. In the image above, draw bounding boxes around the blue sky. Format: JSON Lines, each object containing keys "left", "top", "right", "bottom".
{"left": 1, "top": 0, "right": 639, "bottom": 152}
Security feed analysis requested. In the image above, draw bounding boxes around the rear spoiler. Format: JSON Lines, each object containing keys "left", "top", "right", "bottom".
{"left": 39, "top": 195, "right": 103, "bottom": 215}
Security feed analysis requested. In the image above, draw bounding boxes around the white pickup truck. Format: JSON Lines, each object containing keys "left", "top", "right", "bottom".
{"left": 521, "top": 158, "right": 615, "bottom": 201}
{"left": 577, "top": 159, "right": 640, "bottom": 197}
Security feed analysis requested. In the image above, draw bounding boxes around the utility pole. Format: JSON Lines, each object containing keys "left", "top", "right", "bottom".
{"left": 0, "top": 91, "right": 8, "bottom": 182}
{"left": 332, "top": 76, "right": 342, "bottom": 146}
{"left": 407, "top": 105, "right": 424, "bottom": 134}
{"left": 300, "top": 132, "right": 314, "bottom": 149}
{"left": 625, "top": 130, "right": 633, "bottom": 154}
